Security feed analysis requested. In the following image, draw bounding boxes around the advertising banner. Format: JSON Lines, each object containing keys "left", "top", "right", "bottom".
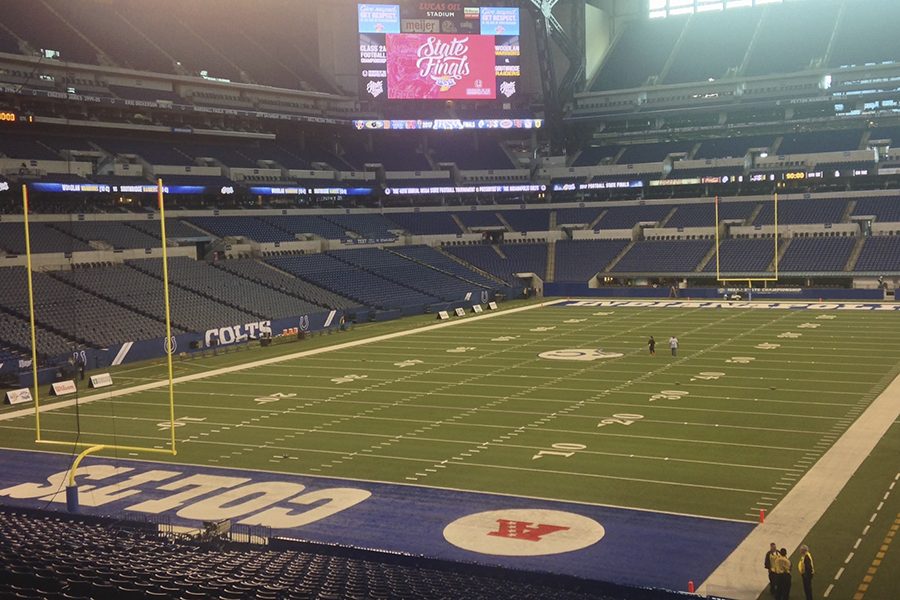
{"left": 5, "top": 388, "right": 33, "bottom": 405}
{"left": 51, "top": 381, "right": 77, "bottom": 396}
{"left": 89, "top": 373, "right": 113, "bottom": 389}
{"left": 386, "top": 34, "right": 496, "bottom": 99}
{"left": 358, "top": 4, "right": 401, "bottom": 33}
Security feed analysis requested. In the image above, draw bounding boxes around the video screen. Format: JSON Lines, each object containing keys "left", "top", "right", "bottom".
{"left": 358, "top": 3, "right": 521, "bottom": 101}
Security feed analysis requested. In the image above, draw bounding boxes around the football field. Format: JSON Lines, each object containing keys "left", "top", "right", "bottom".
{"left": 2, "top": 300, "right": 898, "bottom": 521}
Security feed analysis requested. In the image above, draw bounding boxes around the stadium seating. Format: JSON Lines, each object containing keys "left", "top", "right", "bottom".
{"left": 259, "top": 216, "right": 348, "bottom": 240}
{"left": 214, "top": 259, "right": 360, "bottom": 311}
{"left": 129, "top": 256, "right": 327, "bottom": 319}
{"left": 54, "top": 263, "right": 253, "bottom": 334}
{"left": 666, "top": 201, "right": 758, "bottom": 228}
{"left": 694, "top": 136, "right": 775, "bottom": 160}
{"left": 853, "top": 235, "right": 900, "bottom": 272}
{"left": 430, "top": 135, "right": 514, "bottom": 170}
{"left": 572, "top": 146, "right": 620, "bottom": 167}
{"left": 618, "top": 142, "right": 695, "bottom": 165}
{"left": 851, "top": 197, "right": 900, "bottom": 223}
{"left": 457, "top": 211, "right": 504, "bottom": 229}
{"left": 321, "top": 214, "right": 400, "bottom": 240}
{"left": 388, "top": 245, "right": 504, "bottom": 290}
{"left": 595, "top": 205, "right": 673, "bottom": 230}
{"left": 185, "top": 217, "right": 295, "bottom": 242}
{"left": 267, "top": 254, "right": 441, "bottom": 311}
{"left": 779, "top": 236, "right": 856, "bottom": 272}
{"left": 611, "top": 240, "right": 712, "bottom": 273}
{"left": 828, "top": 0, "right": 900, "bottom": 68}
{"left": 0, "top": 311, "right": 75, "bottom": 360}
{"left": 0, "top": 267, "right": 177, "bottom": 348}
{"left": 556, "top": 207, "right": 604, "bottom": 226}
{"left": 590, "top": 17, "right": 685, "bottom": 91}
{"left": 446, "top": 243, "right": 547, "bottom": 283}
{"left": 777, "top": 130, "right": 862, "bottom": 155}
{"left": 744, "top": 1, "right": 839, "bottom": 76}
{"left": 704, "top": 238, "right": 777, "bottom": 273}
{"left": 554, "top": 239, "right": 630, "bottom": 282}
{"left": 386, "top": 212, "right": 464, "bottom": 235}
{"left": 0, "top": 133, "right": 65, "bottom": 161}
{"left": 664, "top": 9, "right": 760, "bottom": 85}
{"left": 328, "top": 248, "right": 490, "bottom": 302}
{"left": 0, "top": 507, "right": 664, "bottom": 600}
{"left": 0, "top": 223, "right": 92, "bottom": 255}
{"left": 124, "top": 219, "right": 208, "bottom": 240}
{"left": 753, "top": 198, "right": 847, "bottom": 225}
{"left": 55, "top": 221, "right": 161, "bottom": 249}
{"left": 498, "top": 210, "right": 551, "bottom": 232}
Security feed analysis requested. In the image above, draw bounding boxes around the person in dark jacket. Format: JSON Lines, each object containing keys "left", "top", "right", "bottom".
{"left": 798, "top": 544, "right": 814, "bottom": 600}
{"left": 764, "top": 542, "right": 779, "bottom": 596}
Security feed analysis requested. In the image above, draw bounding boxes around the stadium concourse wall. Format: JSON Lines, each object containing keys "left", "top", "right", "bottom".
{"left": 544, "top": 283, "right": 887, "bottom": 301}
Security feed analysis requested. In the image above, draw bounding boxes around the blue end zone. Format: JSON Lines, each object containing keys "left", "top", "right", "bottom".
{"left": 0, "top": 449, "right": 752, "bottom": 592}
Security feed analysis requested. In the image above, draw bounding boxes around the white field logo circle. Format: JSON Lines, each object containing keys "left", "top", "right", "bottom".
{"left": 443, "top": 509, "right": 605, "bottom": 556}
{"left": 538, "top": 349, "right": 624, "bottom": 361}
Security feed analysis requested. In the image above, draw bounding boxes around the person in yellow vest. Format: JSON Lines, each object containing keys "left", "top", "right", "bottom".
{"left": 773, "top": 548, "right": 792, "bottom": 600}
{"left": 764, "top": 542, "right": 780, "bottom": 596}
{"left": 798, "top": 544, "right": 814, "bottom": 600}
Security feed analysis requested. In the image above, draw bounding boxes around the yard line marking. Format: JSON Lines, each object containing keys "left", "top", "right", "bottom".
{"left": 0, "top": 299, "right": 563, "bottom": 424}
{"left": 699, "top": 370, "right": 900, "bottom": 599}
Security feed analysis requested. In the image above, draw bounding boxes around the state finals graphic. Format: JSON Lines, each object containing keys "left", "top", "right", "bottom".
{"left": 358, "top": 3, "right": 521, "bottom": 101}
{"left": 387, "top": 34, "right": 496, "bottom": 99}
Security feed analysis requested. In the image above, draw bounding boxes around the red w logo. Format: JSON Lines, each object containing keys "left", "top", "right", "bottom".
{"left": 487, "top": 519, "right": 570, "bottom": 542}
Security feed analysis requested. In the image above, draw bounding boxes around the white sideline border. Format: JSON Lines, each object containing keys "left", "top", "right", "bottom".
{"left": 6, "top": 296, "right": 897, "bottom": 599}
{"left": 698, "top": 373, "right": 900, "bottom": 598}
{"left": 0, "top": 299, "right": 566, "bottom": 423}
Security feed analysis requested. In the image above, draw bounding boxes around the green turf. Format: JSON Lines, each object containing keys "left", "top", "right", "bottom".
{"left": 2, "top": 302, "right": 899, "bottom": 525}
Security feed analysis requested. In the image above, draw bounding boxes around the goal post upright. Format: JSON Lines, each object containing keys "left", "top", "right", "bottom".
{"left": 23, "top": 181, "right": 177, "bottom": 510}
{"left": 158, "top": 178, "right": 178, "bottom": 455}
{"left": 22, "top": 184, "right": 42, "bottom": 440}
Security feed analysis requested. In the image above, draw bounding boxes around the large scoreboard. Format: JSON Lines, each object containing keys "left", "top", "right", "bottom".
{"left": 358, "top": 2, "right": 521, "bottom": 101}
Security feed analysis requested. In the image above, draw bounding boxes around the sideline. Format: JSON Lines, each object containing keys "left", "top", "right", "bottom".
{"left": 697, "top": 370, "right": 900, "bottom": 599}
{"left": 0, "top": 299, "right": 563, "bottom": 423}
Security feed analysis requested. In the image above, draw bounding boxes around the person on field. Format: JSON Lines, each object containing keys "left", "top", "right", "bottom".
{"left": 669, "top": 336, "right": 679, "bottom": 357}
{"left": 798, "top": 545, "right": 814, "bottom": 600}
{"left": 764, "top": 542, "right": 779, "bottom": 596}
{"left": 647, "top": 336, "right": 656, "bottom": 356}
{"left": 773, "top": 548, "right": 791, "bottom": 600}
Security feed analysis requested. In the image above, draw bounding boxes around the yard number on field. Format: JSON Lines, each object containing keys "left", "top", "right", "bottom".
{"left": 157, "top": 416, "right": 206, "bottom": 431}
{"left": 690, "top": 371, "right": 725, "bottom": 382}
{"left": 597, "top": 413, "right": 644, "bottom": 428}
{"left": 726, "top": 356, "right": 755, "bottom": 364}
{"left": 254, "top": 392, "right": 296, "bottom": 405}
{"left": 332, "top": 374, "right": 368, "bottom": 384}
{"left": 650, "top": 390, "right": 689, "bottom": 402}
{"left": 533, "top": 443, "right": 587, "bottom": 461}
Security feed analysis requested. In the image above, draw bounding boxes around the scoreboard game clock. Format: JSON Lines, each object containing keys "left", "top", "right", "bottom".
{"left": 358, "top": 2, "right": 521, "bottom": 101}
